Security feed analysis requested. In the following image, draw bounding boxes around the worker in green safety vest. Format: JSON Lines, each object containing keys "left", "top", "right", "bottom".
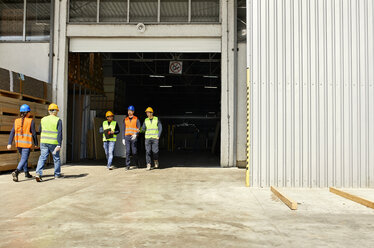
{"left": 99, "top": 111, "right": 120, "bottom": 170}
{"left": 35, "top": 103, "right": 63, "bottom": 182}
{"left": 142, "top": 107, "right": 162, "bottom": 170}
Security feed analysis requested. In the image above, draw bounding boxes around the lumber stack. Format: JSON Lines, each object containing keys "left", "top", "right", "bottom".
{"left": 0, "top": 90, "right": 49, "bottom": 172}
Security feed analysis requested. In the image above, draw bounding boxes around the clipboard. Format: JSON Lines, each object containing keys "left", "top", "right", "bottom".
{"left": 104, "top": 128, "right": 113, "bottom": 139}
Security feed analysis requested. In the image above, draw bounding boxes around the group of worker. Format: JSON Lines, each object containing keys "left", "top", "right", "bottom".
{"left": 101, "top": 106, "right": 162, "bottom": 171}
{"left": 7, "top": 103, "right": 62, "bottom": 182}
{"left": 7, "top": 103, "right": 161, "bottom": 182}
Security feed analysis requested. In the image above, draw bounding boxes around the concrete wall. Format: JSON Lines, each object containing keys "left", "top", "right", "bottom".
{"left": 236, "top": 42, "right": 247, "bottom": 166}
{"left": 0, "top": 43, "right": 49, "bottom": 82}
{"left": 53, "top": 0, "right": 69, "bottom": 164}
{"left": 220, "top": 0, "right": 237, "bottom": 167}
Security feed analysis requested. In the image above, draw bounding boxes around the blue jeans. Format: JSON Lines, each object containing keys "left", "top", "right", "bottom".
{"left": 103, "top": 141, "right": 115, "bottom": 167}
{"left": 145, "top": 138, "right": 159, "bottom": 165}
{"left": 17, "top": 148, "right": 30, "bottom": 172}
{"left": 125, "top": 135, "right": 137, "bottom": 166}
{"left": 36, "top": 143, "right": 61, "bottom": 176}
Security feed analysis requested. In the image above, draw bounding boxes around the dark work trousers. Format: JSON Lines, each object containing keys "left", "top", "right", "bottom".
{"left": 145, "top": 138, "right": 159, "bottom": 165}
{"left": 125, "top": 135, "right": 137, "bottom": 166}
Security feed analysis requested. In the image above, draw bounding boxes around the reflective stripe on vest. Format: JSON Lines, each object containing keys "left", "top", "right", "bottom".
{"left": 103, "top": 120, "right": 117, "bottom": 141}
{"left": 145, "top": 117, "right": 159, "bottom": 139}
{"left": 41, "top": 115, "right": 60, "bottom": 145}
{"left": 14, "top": 118, "right": 33, "bottom": 148}
{"left": 124, "top": 116, "right": 139, "bottom": 136}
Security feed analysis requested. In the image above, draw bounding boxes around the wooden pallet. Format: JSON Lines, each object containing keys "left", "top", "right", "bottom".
{"left": 0, "top": 89, "right": 50, "bottom": 105}
{"left": 0, "top": 91, "right": 49, "bottom": 171}
{"left": 0, "top": 151, "right": 40, "bottom": 172}
{"left": 0, "top": 95, "right": 48, "bottom": 118}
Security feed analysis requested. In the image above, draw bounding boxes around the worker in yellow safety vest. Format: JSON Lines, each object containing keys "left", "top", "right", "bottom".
{"left": 141, "top": 107, "right": 162, "bottom": 170}
{"left": 35, "top": 103, "right": 63, "bottom": 182}
{"left": 100, "top": 111, "right": 120, "bottom": 170}
{"left": 7, "top": 104, "right": 38, "bottom": 182}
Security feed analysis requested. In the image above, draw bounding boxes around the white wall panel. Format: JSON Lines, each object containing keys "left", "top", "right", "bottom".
{"left": 0, "top": 43, "right": 49, "bottom": 82}
{"left": 69, "top": 37, "right": 221, "bottom": 52}
{"left": 250, "top": 0, "right": 374, "bottom": 187}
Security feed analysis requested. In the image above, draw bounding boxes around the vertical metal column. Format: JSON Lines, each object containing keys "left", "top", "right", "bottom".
{"left": 127, "top": 0, "right": 130, "bottom": 23}
{"left": 97, "top": 0, "right": 100, "bottom": 23}
{"left": 245, "top": 0, "right": 251, "bottom": 187}
{"left": 188, "top": 0, "right": 192, "bottom": 22}
{"left": 48, "top": 0, "right": 55, "bottom": 84}
{"left": 78, "top": 85, "right": 82, "bottom": 159}
{"left": 157, "top": 0, "right": 161, "bottom": 23}
{"left": 71, "top": 84, "right": 76, "bottom": 162}
{"left": 22, "top": 0, "right": 26, "bottom": 41}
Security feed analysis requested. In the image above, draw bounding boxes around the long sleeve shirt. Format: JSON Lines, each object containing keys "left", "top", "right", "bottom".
{"left": 141, "top": 118, "right": 162, "bottom": 138}
{"left": 8, "top": 119, "right": 38, "bottom": 146}
{"left": 99, "top": 121, "right": 120, "bottom": 135}
{"left": 123, "top": 117, "right": 141, "bottom": 139}
{"left": 39, "top": 119, "right": 63, "bottom": 146}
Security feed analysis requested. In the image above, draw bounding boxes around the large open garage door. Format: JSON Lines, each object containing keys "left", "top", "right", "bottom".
{"left": 67, "top": 52, "right": 221, "bottom": 167}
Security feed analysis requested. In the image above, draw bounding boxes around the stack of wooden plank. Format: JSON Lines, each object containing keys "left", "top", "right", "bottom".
{"left": 68, "top": 53, "right": 103, "bottom": 94}
{"left": 0, "top": 90, "right": 50, "bottom": 172}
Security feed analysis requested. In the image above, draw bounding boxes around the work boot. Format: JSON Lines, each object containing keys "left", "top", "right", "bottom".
{"left": 154, "top": 160, "right": 159, "bottom": 169}
{"left": 125, "top": 166, "right": 130, "bottom": 171}
{"left": 54, "top": 174, "right": 64, "bottom": 179}
{"left": 108, "top": 166, "right": 113, "bottom": 170}
{"left": 35, "top": 174, "right": 43, "bottom": 182}
{"left": 24, "top": 171, "right": 33, "bottom": 179}
{"left": 146, "top": 164, "right": 151, "bottom": 170}
{"left": 12, "top": 170, "right": 20, "bottom": 182}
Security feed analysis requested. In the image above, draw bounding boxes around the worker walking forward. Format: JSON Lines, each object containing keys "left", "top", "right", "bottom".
{"left": 123, "top": 105, "right": 141, "bottom": 170}
{"left": 7, "top": 104, "right": 38, "bottom": 182}
{"left": 35, "top": 103, "right": 63, "bottom": 182}
{"left": 100, "top": 111, "right": 120, "bottom": 170}
{"left": 142, "top": 107, "right": 162, "bottom": 170}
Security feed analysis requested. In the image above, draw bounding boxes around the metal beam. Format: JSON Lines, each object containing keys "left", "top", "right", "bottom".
{"left": 104, "top": 58, "right": 221, "bottom": 62}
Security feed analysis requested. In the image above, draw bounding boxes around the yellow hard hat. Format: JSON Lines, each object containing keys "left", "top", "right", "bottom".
{"left": 105, "top": 111, "right": 114, "bottom": 117}
{"left": 48, "top": 103, "right": 59, "bottom": 111}
{"left": 145, "top": 107, "right": 154, "bottom": 113}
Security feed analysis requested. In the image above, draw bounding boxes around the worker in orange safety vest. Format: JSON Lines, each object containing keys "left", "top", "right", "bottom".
{"left": 7, "top": 104, "right": 38, "bottom": 182}
{"left": 122, "top": 105, "right": 141, "bottom": 170}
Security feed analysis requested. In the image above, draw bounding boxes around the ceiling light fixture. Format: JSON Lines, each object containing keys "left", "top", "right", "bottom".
{"left": 159, "top": 85, "right": 173, "bottom": 88}
{"left": 203, "top": 75, "right": 219, "bottom": 79}
{"left": 204, "top": 86, "right": 218, "bottom": 89}
{"left": 150, "top": 75, "right": 165, "bottom": 78}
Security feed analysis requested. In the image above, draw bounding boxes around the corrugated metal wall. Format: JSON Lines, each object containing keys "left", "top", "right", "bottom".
{"left": 249, "top": 0, "right": 374, "bottom": 187}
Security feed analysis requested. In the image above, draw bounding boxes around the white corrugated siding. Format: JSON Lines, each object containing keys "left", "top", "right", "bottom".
{"left": 250, "top": 0, "right": 374, "bottom": 187}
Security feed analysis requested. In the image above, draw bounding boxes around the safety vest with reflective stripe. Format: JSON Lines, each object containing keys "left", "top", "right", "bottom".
{"left": 124, "top": 116, "right": 139, "bottom": 136}
{"left": 14, "top": 117, "right": 33, "bottom": 148}
{"left": 144, "top": 117, "right": 159, "bottom": 139}
{"left": 103, "top": 120, "right": 117, "bottom": 141}
{"left": 40, "top": 115, "right": 60, "bottom": 145}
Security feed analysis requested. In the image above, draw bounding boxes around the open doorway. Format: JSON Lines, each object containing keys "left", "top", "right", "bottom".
{"left": 67, "top": 52, "right": 221, "bottom": 167}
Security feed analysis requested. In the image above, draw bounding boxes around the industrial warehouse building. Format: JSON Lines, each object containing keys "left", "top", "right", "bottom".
{"left": 0, "top": 0, "right": 374, "bottom": 188}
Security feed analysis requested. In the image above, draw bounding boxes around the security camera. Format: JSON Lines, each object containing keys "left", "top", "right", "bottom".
{"left": 136, "top": 23, "right": 146, "bottom": 33}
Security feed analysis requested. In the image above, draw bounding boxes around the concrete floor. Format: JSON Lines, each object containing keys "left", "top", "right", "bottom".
{"left": 0, "top": 164, "right": 374, "bottom": 248}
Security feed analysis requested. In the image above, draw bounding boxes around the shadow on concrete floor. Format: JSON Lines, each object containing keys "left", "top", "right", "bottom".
{"left": 67, "top": 151, "right": 220, "bottom": 169}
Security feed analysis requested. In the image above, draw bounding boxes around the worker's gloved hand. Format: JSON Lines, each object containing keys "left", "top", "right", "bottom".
{"left": 52, "top": 146, "right": 61, "bottom": 155}
{"left": 131, "top": 134, "right": 137, "bottom": 140}
{"left": 156, "top": 137, "right": 159, "bottom": 140}
{"left": 122, "top": 139, "right": 126, "bottom": 145}
{"left": 7, "top": 145, "right": 11, "bottom": 150}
